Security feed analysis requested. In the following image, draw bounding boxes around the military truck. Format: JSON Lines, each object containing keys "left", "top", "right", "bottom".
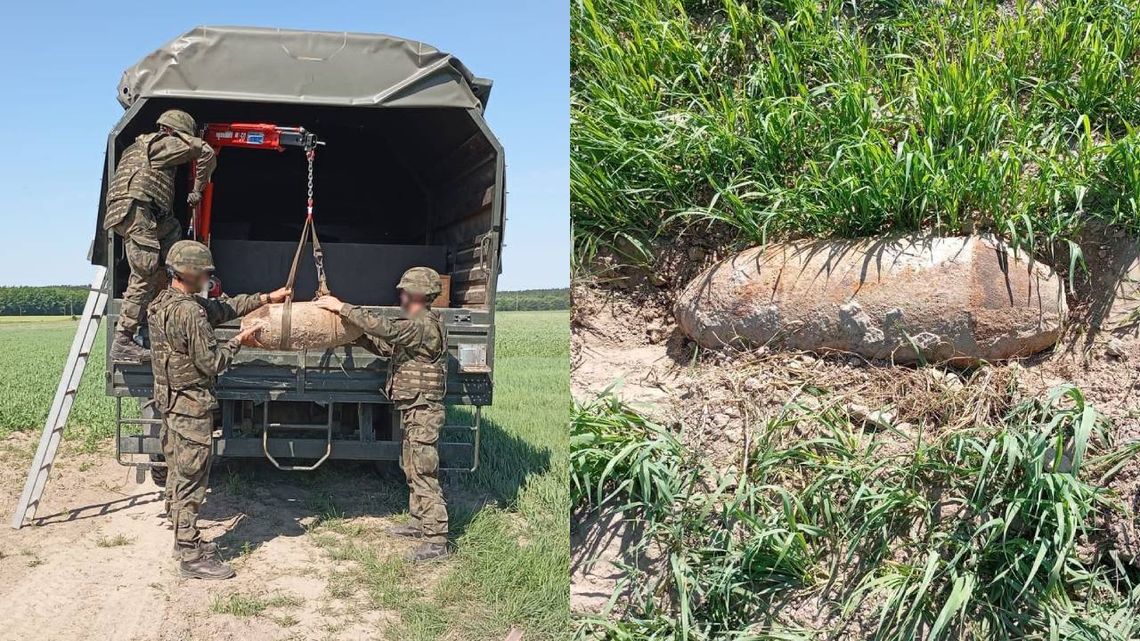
{"left": 95, "top": 27, "right": 503, "bottom": 475}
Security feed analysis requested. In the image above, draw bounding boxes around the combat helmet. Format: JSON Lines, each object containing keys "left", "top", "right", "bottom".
{"left": 167, "top": 240, "right": 215, "bottom": 274}
{"left": 398, "top": 267, "right": 442, "bottom": 299}
{"left": 157, "top": 109, "right": 197, "bottom": 136}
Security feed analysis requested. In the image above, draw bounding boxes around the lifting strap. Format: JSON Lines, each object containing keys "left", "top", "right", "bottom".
{"left": 279, "top": 147, "right": 330, "bottom": 349}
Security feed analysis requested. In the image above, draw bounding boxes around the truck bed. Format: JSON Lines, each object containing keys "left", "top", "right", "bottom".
{"left": 107, "top": 302, "right": 493, "bottom": 406}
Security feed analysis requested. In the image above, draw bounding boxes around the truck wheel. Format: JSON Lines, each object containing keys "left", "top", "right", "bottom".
{"left": 140, "top": 399, "right": 167, "bottom": 487}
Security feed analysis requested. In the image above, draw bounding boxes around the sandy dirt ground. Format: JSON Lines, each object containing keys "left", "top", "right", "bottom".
{"left": 0, "top": 435, "right": 443, "bottom": 641}
{"left": 570, "top": 286, "right": 688, "bottom": 421}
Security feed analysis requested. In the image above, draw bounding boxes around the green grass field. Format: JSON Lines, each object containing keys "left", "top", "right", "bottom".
{"left": 0, "top": 310, "right": 570, "bottom": 640}
{"left": 0, "top": 318, "right": 122, "bottom": 448}
{"left": 572, "top": 0, "right": 1140, "bottom": 267}
{"left": 0, "top": 315, "right": 79, "bottom": 323}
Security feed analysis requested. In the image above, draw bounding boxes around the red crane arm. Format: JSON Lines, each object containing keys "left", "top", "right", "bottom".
{"left": 189, "top": 123, "right": 320, "bottom": 244}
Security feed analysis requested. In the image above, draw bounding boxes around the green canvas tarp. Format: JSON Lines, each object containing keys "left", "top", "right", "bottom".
{"left": 117, "top": 26, "right": 491, "bottom": 111}
{"left": 91, "top": 26, "right": 499, "bottom": 266}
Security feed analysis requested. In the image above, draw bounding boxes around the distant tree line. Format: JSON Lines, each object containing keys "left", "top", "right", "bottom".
{"left": 495, "top": 288, "right": 569, "bottom": 311}
{"left": 0, "top": 285, "right": 569, "bottom": 315}
{"left": 0, "top": 286, "right": 88, "bottom": 316}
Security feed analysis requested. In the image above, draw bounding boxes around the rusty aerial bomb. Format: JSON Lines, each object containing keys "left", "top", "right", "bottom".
{"left": 240, "top": 302, "right": 364, "bottom": 351}
{"left": 674, "top": 236, "right": 1066, "bottom": 364}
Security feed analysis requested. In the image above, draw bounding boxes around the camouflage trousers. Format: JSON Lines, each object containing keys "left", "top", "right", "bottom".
{"left": 400, "top": 399, "right": 448, "bottom": 545}
{"left": 161, "top": 423, "right": 173, "bottom": 516}
{"left": 163, "top": 413, "right": 214, "bottom": 561}
{"left": 111, "top": 200, "right": 181, "bottom": 334}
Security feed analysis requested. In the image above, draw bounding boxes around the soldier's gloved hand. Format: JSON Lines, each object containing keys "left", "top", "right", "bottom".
{"left": 187, "top": 191, "right": 202, "bottom": 206}
{"left": 313, "top": 295, "right": 344, "bottom": 314}
{"left": 267, "top": 287, "right": 293, "bottom": 304}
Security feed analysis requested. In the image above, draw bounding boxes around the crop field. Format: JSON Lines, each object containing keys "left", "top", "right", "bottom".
{"left": 0, "top": 311, "right": 570, "bottom": 641}
{"left": 572, "top": 0, "right": 1140, "bottom": 266}
{"left": 0, "top": 318, "right": 123, "bottom": 449}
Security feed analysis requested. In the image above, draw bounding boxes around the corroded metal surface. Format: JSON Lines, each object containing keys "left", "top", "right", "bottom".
{"left": 241, "top": 302, "right": 363, "bottom": 351}
{"left": 675, "top": 236, "right": 1066, "bottom": 364}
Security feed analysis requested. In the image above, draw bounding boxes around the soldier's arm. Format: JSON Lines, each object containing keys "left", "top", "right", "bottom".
{"left": 150, "top": 135, "right": 217, "bottom": 194}
{"left": 350, "top": 335, "right": 394, "bottom": 358}
{"left": 189, "top": 140, "right": 217, "bottom": 194}
{"left": 340, "top": 304, "right": 421, "bottom": 348}
{"left": 184, "top": 305, "right": 243, "bottom": 378}
{"left": 196, "top": 293, "right": 267, "bottom": 326}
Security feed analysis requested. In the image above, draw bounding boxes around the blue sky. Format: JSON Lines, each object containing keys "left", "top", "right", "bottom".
{"left": 0, "top": 0, "right": 568, "bottom": 290}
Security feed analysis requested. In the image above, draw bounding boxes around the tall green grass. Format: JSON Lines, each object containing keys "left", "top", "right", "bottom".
{"left": 571, "top": 386, "right": 1140, "bottom": 640}
{"left": 571, "top": 395, "right": 686, "bottom": 518}
{"left": 572, "top": 0, "right": 1140, "bottom": 267}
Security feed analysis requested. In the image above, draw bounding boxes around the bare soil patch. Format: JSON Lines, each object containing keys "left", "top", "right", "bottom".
{"left": 0, "top": 439, "right": 450, "bottom": 641}
{"left": 571, "top": 285, "right": 690, "bottom": 421}
{"left": 569, "top": 508, "right": 666, "bottom": 616}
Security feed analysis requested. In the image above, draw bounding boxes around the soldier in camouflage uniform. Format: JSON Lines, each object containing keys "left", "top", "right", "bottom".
{"left": 148, "top": 240, "right": 291, "bottom": 579}
{"left": 314, "top": 267, "right": 449, "bottom": 562}
{"left": 104, "top": 109, "right": 217, "bottom": 363}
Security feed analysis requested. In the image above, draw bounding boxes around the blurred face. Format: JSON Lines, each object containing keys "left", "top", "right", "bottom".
{"left": 177, "top": 269, "right": 211, "bottom": 292}
{"left": 399, "top": 290, "right": 427, "bottom": 312}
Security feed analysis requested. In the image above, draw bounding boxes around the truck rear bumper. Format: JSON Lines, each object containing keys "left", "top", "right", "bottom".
{"left": 114, "top": 396, "right": 481, "bottom": 472}
{"left": 117, "top": 434, "right": 476, "bottom": 465}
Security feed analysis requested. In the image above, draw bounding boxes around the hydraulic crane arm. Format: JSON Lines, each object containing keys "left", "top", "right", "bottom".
{"left": 190, "top": 123, "right": 322, "bottom": 244}
{"left": 203, "top": 123, "right": 320, "bottom": 153}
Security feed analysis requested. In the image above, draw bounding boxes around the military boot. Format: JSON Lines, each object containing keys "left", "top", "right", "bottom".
{"left": 179, "top": 547, "right": 234, "bottom": 580}
{"left": 111, "top": 330, "right": 150, "bottom": 363}
{"left": 408, "top": 542, "right": 449, "bottom": 563}
{"left": 386, "top": 523, "right": 422, "bottom": 539}
{"left": 172, "top": 541, "right": 217, "bottom": 560}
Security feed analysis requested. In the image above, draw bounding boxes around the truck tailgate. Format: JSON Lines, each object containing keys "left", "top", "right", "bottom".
{"left": 108, "top": 304, "right": 493, "bottom": 406}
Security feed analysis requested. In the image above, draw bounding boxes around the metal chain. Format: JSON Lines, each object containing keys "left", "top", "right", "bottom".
{"left": 306, "top": 146, "right": 330, "bottom": 297}
{"left": 306, "top": 149, "right": 315, "bottom": 217}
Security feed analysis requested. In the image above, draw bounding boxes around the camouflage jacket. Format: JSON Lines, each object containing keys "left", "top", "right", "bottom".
{"left": 104, "top": 132, "right": 217, "bottom": 230}
{"left": 340, "top": 305, "right": 446, "bottom": 406}
{"left": 148, "top": 288, "right": 265, "bottom": 432}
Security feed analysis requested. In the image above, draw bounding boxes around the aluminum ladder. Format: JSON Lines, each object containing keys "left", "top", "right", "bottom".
{"left": 10, "top": 266, "right": 109, "bottom": 529}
